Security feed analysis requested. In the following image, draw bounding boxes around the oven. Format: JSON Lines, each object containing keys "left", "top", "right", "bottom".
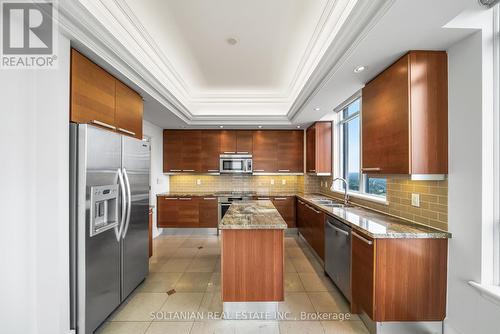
{"left": 219, "top": 154, "right": 253, "bottom": 174}
{"left": 217, "top": 194, "right": 253, "bottom": 229}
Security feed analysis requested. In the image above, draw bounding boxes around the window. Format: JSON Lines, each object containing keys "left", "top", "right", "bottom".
{"left": 335, "top": 96, "right": 387, "bottom": 200}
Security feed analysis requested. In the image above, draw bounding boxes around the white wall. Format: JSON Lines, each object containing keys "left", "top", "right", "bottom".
{"left": 446, "top": 7, "right": 500, "bottom": 334}
{"left": 143, "top": 120, "right": 169, "bottom": 237}
{"left": 0, "top": 34, "right": 71, "bottom": 334}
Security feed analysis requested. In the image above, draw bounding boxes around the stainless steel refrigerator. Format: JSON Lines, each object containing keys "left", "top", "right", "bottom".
{"left": 70, "top": 124, "right": 150, "bottom": 334}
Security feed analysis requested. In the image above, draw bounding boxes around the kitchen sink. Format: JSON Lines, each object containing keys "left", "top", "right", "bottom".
{"left": 322, "top": 203, "right": 345, "bottom": 208}
{"left": 310, "top": 198, "right": 345, "bottom": 208}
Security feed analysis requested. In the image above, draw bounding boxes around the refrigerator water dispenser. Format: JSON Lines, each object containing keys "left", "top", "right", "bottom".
{"left": 89, "top": 184, "right": 119, "bottom": 236}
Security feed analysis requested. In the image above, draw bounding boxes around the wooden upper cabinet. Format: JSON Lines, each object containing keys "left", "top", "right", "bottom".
{"left": 163, "top": 129, "right": 303, "bottom": 174}
{"left": 181, "top": 131, "right": 201, "bottom": 172}
{"left": 71, "top": 49, "right": 143, "bottom": 139}
{"left": 219, "top": 130, "right": 237, "bottom": 154}
{"left": 163, "top": 130, "right": 183, "bottom": 172}
{"left": 71, "top": 49, "right": 115, "bottom": 127}
{"left": 163, "top": 130, "right": 201, "bottom": 172}
{"left": 277, "top": 130, "right": 304, "bottom": 173}
{"left": 306, "top": 122, "right": 332, "bottom": 175}
{"left": 220, "top": 130, "right": 253, "bottom": 154}
{"left": 252, "top": 131, "right": 278, "bottom": 172}
{"left": 201, "top": 131, "right": 221, "bottom": 172}
{"left": 236, "top": 131, "right": 253, "bottom": 154}
{"left": 115, "top": 80, "right": 143, "bottom": 139}
{"left": 362, "top": 51, "right": 448, "bottom": 175}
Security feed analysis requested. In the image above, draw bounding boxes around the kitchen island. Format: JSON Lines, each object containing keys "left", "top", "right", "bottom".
{"left": 219, "top": 200, "right": 287, "bottom": 318}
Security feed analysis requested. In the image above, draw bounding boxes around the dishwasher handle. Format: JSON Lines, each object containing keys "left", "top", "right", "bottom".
{"left": 326, "top": 219, "right": 350, "bottom": 237}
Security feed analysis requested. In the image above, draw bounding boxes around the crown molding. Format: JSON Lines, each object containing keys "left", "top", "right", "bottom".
{"left": 57, "top": 0, "right": 193, "bottom": 123}
{"left": 57, "top": 0, "right": 391, "bottom": 125}
{"left": 288, "top": 0, "right": 396, "bottom": 121}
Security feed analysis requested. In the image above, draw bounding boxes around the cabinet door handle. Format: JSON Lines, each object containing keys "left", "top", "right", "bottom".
{"left": 361, "top": 167, "right": 381, "bottom": 172}
{"left": 178, "top": 198, "right": 192, "bottom": 201}
{"left": 274, "top": 197, "right": 287, "bottom": 200}
{"left": 309, "top": 169, "right": 316, "bottom": 172}
{"left": 298, "top": 200, "right": 304, "bottom": 205}
{"left": 117, "top": 127, "right": 136, "bottom": 136}
{"left": 203, "top": 197, "right": 216, "bottom": 200}
{"left": 253, "top": 169, "right": 265, "bottom": 172}
{"left": 169, "top": 169, "right": 181, "bottom": 172}
{"left": 182, "top": 169, "right": 195, "bottom": 172}
{"left": 278, "top": 169, "right": 290, "bottom": 172}
{"left": 258, "top": 197, "right": 270, "bottom": 200}
{"left": 223, "top": 151, "right": 236, "bottom": 154}
{"left": 207, "top": 169, "right": 219, "bottom": 172}
{"left": 306, "top": 204, "right": 321, "bottom": 214}
{"left": 164, "top": 197, "right": 178, "bottom": 200}
{"left": 352, "top": 231, "right": 373, "bottom": 245}
{"left": 237, "top": 151, "right": 249, "bottom": 154}
{"left": 90, "top": 120, "right": 116, "bottom": 130}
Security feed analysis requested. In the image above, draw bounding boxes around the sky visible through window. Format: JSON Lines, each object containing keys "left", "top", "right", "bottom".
{"left": 341, "top": 98, "right": 386, "bottom": 197}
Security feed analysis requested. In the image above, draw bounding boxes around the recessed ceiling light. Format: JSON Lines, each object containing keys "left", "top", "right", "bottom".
{"left": 296, "top": 125, "right": 301, "bottom": 129}
{"left": 314, "top": 107, "right": 321, "bottom": 111}
{"left": 219, "top": 125, "right": 224, "bottom": 128}
{"left": 226, "top": 37, "right": 239, "bottom": 45}
{"left": 258, "top": 125, "right": 262, "bottom": 129}
{"left": 354, "top": 65, "right": 366, "bottom": 73}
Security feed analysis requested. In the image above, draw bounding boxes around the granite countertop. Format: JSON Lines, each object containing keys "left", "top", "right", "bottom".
{"left": 219, "top": 200, "right": 288, "bottom": 230}
{"left": 157, "top": 192, "right": 216, "bottom": 197}
{"left": 157, "top": 192, "right": 297, "bottom": 197}
{"left": 297, "top": 194, "right": 451, "bottom": 239}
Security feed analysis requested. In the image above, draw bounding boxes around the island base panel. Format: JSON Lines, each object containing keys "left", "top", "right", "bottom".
{"left": 221, "top": 229, "right": 284, "bottom": 302}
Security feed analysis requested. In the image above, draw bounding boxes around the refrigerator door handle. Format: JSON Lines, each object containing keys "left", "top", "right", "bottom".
{"left": 122, "top": 168, "right": 132, "bottom": 239}
{"left": 116, "top": 168, "right": 127, "bottom": 242}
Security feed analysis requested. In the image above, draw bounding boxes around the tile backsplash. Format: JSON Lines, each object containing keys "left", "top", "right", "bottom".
{"left": 314, "top": 176, "right": 448, "bottom": 231}
{"left": 169, "top": 174, "right": 448, "bottom": 231}
{"left": 169, "top": 175, "right": 300, "bottom": 194}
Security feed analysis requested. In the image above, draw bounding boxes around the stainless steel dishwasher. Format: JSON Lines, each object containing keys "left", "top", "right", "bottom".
{"left": 325, "top": 217, "right": 351, "bottom": 302}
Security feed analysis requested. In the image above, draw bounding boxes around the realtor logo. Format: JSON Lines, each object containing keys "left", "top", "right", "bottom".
{"left": 1, "top": 0, "right": 58, "bottom": 69}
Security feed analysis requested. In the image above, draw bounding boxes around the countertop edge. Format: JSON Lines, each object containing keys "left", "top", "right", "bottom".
{"left": 295, "top": 194, "right": 451, "bottom": 239}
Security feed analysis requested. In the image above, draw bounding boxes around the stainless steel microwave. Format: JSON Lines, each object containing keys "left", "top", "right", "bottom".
{"left": 219, "top": 154, "right": 253, "bottom": 174}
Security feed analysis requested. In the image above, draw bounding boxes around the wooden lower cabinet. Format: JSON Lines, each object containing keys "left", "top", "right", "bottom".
{"left": 271, "top": 196, "right": 296, "bottom": 227}
{"left": 157, "top": 196, "right": 218, "bottom": 228}
{"left": 351, "top": 230, "right": 448, "bottom": 321}
{"left": 157, "top": 196, "right": 199, "bottom": 228}
{"left": 198, "top": 197, "right": 218, "bottom": 227}
{"left": 296, "top": 199, "right": 324, "bottom": 260}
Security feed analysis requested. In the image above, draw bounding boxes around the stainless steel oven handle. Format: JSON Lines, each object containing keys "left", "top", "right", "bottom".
{"left": 122, "top": 168, "right": 132, "bottom": 239}
{"left": 115, "top": 168, "right": 127, "bottom": 242}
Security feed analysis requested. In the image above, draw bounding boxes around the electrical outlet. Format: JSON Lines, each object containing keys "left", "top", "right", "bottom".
{"left": 411, "top": 193, "right": 420, "bottom": 207}
{"left": 271, "top": 179, "right": 275, "bottom": 185}
{"left": 282, "top": 179, "right": 286, "bottom": 185}
{"left": 196, "top": 179, "right": 201, "bottom": 185}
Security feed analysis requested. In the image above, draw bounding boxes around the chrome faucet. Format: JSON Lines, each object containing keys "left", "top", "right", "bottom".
{"left": 331, "top": 177, "right": 349, "bottom": 206}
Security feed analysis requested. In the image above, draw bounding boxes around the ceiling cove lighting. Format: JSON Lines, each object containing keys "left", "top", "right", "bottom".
{"left": 354, "top": 65, "right": 366, "bottom": 73}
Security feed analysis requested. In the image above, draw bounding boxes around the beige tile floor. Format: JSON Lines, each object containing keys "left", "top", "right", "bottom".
{"left": 97, "top": 232, "right": 369, "bottom": 334}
